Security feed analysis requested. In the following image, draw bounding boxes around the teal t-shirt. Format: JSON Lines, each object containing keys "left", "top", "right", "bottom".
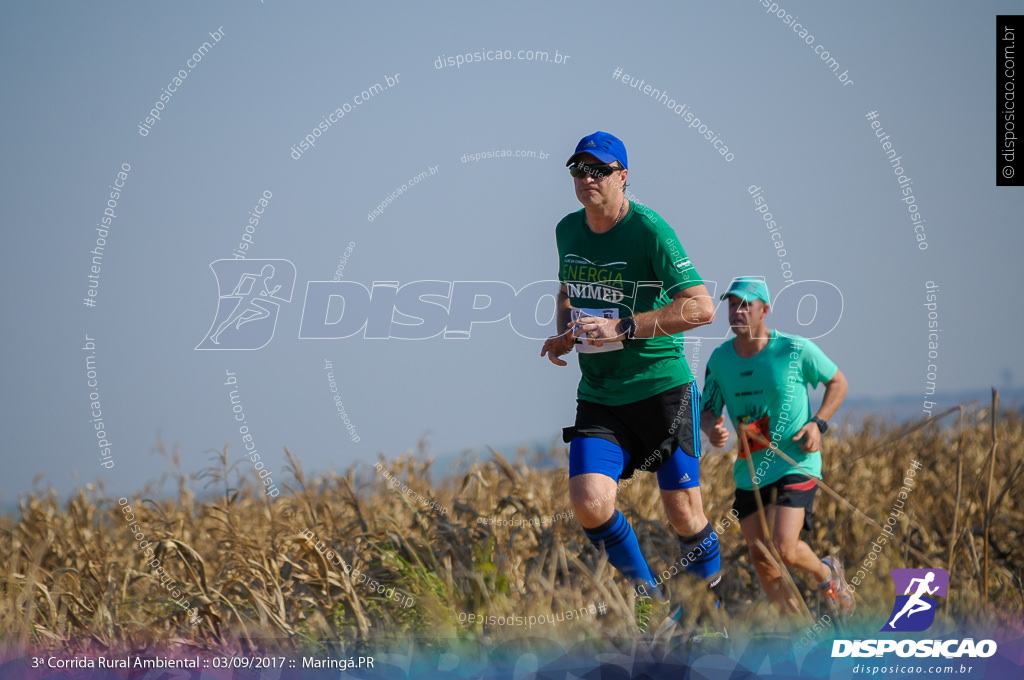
{"left": 555, "top": 203, "right": 704, "bottom": 406}
{"left": 701, "top": 330, "right": 838, "bottom": 490}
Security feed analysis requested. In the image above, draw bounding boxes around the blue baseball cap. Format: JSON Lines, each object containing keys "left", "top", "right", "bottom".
{"left": 721, "top": 277, "right": 770, "bottom": 305}
{"left": 566, "top": 131, "right": 628, "bottom": 169}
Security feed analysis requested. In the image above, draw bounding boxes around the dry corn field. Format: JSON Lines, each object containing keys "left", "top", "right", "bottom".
{"left": 1, "top": 401, "right": 1021, "bottom": 658}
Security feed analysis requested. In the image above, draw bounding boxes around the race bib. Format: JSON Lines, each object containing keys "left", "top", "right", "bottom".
{"left": 572, "top": 307, "right": 623, "bottom": 354}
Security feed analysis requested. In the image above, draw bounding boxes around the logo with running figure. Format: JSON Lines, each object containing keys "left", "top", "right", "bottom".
{"left": 881, "top": 568, "right": 949, "bottom": 632}
{"left": 196, "top": 259, "right": 296, "bottom": 350}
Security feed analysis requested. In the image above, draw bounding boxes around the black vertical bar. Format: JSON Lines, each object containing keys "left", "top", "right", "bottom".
{"left": 997, "top": 15, "right": 1022, "bottom": 186}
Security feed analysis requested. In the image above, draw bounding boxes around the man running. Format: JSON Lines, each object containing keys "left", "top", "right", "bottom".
{"left": 540, "top": 131, "right": 720, "bottom": 628}
{"left": 210, "top": 264, "right": 281, "bottom": 345}
{"left": 699, "top": 277, "right": 853, "bottom": 618}
{"left": 889, "top": 572, "right": 939, "bottom": 627}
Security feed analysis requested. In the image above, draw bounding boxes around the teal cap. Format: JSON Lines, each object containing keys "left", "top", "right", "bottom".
{"left": 721, "top": 277, "right": 770, "bottom": 305}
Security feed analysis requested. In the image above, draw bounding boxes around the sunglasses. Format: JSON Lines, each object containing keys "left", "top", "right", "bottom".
{"left": 568, "top": 162, "right": 622, "bottom": 179}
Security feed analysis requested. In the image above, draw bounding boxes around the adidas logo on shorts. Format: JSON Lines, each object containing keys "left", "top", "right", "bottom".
{"left": 679, "top": 473, "right": 691, "bottom": 484}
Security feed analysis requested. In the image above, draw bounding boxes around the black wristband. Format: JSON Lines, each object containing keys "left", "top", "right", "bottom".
{"left": 810, "top": 417, "right": 829, "bottom": 433}
{"left": 617, "top": 316, "right": 637, "bottom": 341}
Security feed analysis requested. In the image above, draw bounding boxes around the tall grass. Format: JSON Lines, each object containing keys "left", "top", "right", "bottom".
{"left": 1, "top": 404, "right": 1021, "bottom": 656}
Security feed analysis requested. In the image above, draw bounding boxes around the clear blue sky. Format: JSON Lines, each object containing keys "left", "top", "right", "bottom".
{"left": 2, "top": 1, "right": 1020, "bottom": 502}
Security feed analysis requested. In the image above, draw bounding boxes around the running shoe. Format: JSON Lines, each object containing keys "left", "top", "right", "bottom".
{"left": 818, "top": 556, "right": 855, "bottom": 618}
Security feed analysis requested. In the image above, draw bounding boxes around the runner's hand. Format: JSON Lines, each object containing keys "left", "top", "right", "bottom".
{"left": 540, "top": 330, "right": 576, "bottom": 366}
{"left": 705, "top": 414, "right": 730, "bottom": 448}
{"left": 792, "top": 423, "right": 821, "bottom": 452}
{"left": 568, "top": 315, "right": 622, "bottom": 347}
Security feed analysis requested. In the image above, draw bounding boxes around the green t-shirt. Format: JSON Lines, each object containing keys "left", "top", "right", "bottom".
{"left": 555, "top": 203, "right": 704, "bottom": 406}
{"left": 701, "top": 330, "right": 838, "bottom": 490}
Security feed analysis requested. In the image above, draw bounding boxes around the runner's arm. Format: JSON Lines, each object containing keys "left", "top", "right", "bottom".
{"left": 814, "top": 368, "right": 848, "bottom": 423}
{"left": 792, "top": 368, "right": 848, "bottom": 452}
{"left": 540, "top": 285, "right": 576, "bottom": 366}
{"left": 230, "top": 274, "right": 253, "bottom": 295}
{"left": 568, "top": 283, "right": 714, "bottom": 345}
{"left": 634, "top": 283, "right": 715, "bottom": 337}
{"left": 567, "top": 284, "right": 715, "bottom": 344}
{"left": 556, "top": 284, "right": 572, "bottom": 335}
{"left": 699, "top": 364, "right": 730, "bottom": 448}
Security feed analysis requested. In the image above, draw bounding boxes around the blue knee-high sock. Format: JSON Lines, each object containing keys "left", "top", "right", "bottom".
{"left": 679, "top": 522, "right": 724, "bottom": 604}
{"left": 584, "top": 510, "right": 658, "bottom": 595}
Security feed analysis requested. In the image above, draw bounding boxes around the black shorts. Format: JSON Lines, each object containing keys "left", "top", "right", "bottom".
{"left": 561, "top": 381, "right": 700, "bottom": 480}
{"left": 733, "top": 474, "right": 818, "bottom": 533}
